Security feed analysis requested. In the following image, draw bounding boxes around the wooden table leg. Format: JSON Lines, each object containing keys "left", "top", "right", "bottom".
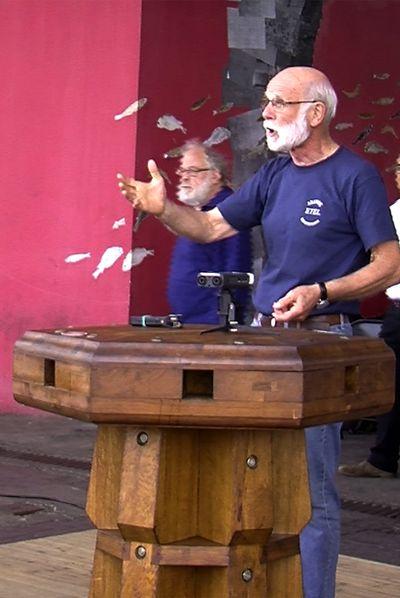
{"left": 86, "top": 425, "right": 310, "bottom": 597}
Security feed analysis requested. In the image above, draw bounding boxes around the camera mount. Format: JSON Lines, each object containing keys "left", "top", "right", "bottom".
{"left": 197, "top": 271, "right": 254, "bottom": 333}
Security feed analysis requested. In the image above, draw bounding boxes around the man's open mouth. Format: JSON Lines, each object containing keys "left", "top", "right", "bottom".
{"left": 265, "top": 127, "right": 278, "bottom": 139}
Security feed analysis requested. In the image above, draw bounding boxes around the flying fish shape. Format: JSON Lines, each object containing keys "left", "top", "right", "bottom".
{"left": 381, "top": 125, "right": 398, "bottom": 138}
{"left": 157, "top": 115, "right": 187, "bottom": 133}
{"left": 352, "top": 124, "right": 374, "bottom": 145}
{"left": 342, "top": 84, "right": 361, "bottom": 98}
{"left": 158, "top": 169, "right": 172, "bottom": 184}
{"left": 122, "top": 248, "right": 154, "bottom": 271}
{"left": 373, "top": 73, "right": 390, "bottom": 80}
{"left": 190, "top": 95, "right": 211, "bottom": 111}
{"left": 163, "top": 146, "right": 183, "bottom": 159}
{"left": 114, "top": 98, "right": 147, "bottom": 121}
{"left": 133, "top": 211, "right": 149, "bottom": 233}
{"left": 92, "top": 247, "right": 124, "bottom": 279}
{"left": 65, "top": 252, "right": 91, "bottom": 263}
{"left": 203, "top": 127, "right": 231, "bottom": 147}
{"left": 372, "top": 97, "right": 395, "bottom": 106}
{"left": 334, "top": 122, "right": 354, "bottom": 131}
{"left": 112, "top": 217, "right": 126, "bottom": 230}
{"left": 213, "top": 102, "right": 234, "bottom": 116}
{"left": 364, "top": 141, "right": 389, "bottom": 154}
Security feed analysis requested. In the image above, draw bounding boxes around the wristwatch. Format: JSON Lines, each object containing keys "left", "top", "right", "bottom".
{"left": 315, "top": 282, "right": 330, "bottom": 309}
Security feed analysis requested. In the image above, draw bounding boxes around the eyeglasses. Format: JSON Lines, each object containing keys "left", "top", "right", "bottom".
{"left": 175, "top": 167, "right": 212, "bottom": 177}
{"left": 261, "top": 98, "right": 319, "bottom": 111}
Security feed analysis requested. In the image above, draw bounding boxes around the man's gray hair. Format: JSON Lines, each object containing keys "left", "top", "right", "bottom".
{"left": 181, "top": 139, "right": 230, "bottom": 184}
{"left": 307, "top": 77, "right": 338, "bottom": 124}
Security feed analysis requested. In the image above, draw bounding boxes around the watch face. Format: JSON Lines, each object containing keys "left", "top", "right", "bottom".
{"left": 316, "top": 299, "right": 330, "bottom": 310}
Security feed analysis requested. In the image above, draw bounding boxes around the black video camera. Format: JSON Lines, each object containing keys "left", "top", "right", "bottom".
{"left": 197, "top": 271, "right": 254, "bottom": 290}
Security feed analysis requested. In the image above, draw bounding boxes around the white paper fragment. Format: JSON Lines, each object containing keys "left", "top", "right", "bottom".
{"left": 122, "top": 248, "right": 154, "bottom": 271}
{"left": 112, "top": 217, "right": 126, "bottom": 230}
{"left": 114, "top": 98, "right": 147, "bottom": 121}
{"left": 65, "top": 252, "right": 91, "bottom": 263}
{"left": 157, "top": 114, "right": 187, "bottom": 133}
{"left": 92, "top": 246, "right": 124, "bottom": 279}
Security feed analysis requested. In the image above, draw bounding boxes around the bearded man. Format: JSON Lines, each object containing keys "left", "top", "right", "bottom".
{"left": 167, "top": 140, "right": 252, "bottom": 324}
{"left": 117, "top": 66, "right": 400, "bottom": 598}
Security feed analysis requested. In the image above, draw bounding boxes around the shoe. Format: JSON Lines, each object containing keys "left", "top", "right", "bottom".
{"left": 338, "top": 460, "right": 395, "bottom": 478}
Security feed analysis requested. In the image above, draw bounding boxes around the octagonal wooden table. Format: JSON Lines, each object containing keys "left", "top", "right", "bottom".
{"left": 13, "top": 325, "right": 395, "bottom": 597}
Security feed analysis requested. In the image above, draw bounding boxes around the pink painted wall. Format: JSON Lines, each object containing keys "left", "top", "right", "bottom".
{"left": 313, "top": 0, "right": 400, "bottom": 316}
{"left": 1, "top": 0, "right": 142, "bottom": 411}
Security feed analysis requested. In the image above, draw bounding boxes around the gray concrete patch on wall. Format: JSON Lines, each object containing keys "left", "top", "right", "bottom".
{"left": 224, "top": 0, "right": 324, "bottom": 182}
{"left": 239, "top": 0, "right": 276, "bottom": 20}
{"left": 227, "top": 7, "right": 268, "bottom": 50}
{"left": 223, "top": 0, "right": 324, "bottom": 293}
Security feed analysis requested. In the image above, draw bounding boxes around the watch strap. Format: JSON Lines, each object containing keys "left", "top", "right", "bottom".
{"left": 317, "top": 281, "right": 328, "bottom": 302}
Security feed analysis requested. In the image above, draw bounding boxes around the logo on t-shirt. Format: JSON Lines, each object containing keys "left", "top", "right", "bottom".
{"left": 300, "top": 199, "right": 323, "bottom": 227}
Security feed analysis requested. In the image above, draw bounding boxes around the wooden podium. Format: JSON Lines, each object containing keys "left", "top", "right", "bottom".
{"left": 13, "top": 325, "right": 395, "bottom": 597}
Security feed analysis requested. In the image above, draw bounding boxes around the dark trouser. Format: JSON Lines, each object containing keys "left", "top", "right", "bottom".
{"left": 368, "top": 304, "right": 400, "bottom": 474}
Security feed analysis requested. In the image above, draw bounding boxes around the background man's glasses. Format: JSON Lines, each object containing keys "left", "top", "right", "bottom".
{"left": 261, "top": 98, "right": 319, "bottom": 111}
{"left": 176, "top": 167, "right": 212, "bottom": 177}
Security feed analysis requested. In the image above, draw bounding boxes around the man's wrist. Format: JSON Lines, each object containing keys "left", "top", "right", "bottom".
{"left": 156, "top": 199, "right": 170, "bottom": 220}
{"left": 315, "top": 281, "right": 330, "bottom": 309}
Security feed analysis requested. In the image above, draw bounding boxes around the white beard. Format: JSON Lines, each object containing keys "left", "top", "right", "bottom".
{"left": 264, "top": 108, "right": 310, "bottom": 153}
{"left": 177, "top": 178, "right": 214, "bottom": 208}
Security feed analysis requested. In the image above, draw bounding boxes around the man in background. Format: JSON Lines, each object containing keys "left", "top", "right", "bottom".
{"left": 167, "top": 140, "right": 252, "bottom": 324}
{"left": 339, "top": 154, "right": 400, "bottom": 479}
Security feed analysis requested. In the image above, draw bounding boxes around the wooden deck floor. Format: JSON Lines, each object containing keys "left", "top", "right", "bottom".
{"left": 0, "top": 530, "right": 398, "bottom": 597}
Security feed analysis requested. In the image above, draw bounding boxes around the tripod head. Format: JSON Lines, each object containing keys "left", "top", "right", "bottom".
{"left": 197, "top": 271, "right": 254, "bottom": 332}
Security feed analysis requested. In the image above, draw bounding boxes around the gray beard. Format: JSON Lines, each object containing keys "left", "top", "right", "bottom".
{"left": 266, "top": 111, "right": 310, "bottom": 153}
{"left": 177, "top": 179, "right": 213, "bottom": 207}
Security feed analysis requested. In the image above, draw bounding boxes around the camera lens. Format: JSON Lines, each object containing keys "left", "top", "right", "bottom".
{"left": 212, "top": 276, "right": 221, "bottom": 287}
{"left": 197, "top": 275, "right": 206, "bottom": 286}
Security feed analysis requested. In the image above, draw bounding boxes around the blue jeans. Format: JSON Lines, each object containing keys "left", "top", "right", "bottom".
{"left": 251, "top": 319, "right": 352, "bottom": 596}
{"left": 300, "top": 322, "right": 352, "bottom": 598}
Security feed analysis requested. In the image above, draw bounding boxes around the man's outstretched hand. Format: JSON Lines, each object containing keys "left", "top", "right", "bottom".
{"left": 117, "top": 159, "right": 166, "bottom": 217}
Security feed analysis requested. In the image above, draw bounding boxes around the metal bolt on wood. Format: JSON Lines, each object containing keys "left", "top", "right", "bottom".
{"left": 246, "top": 455, "right": 258, "bottom": 469}
{"left": 241, "top": 568, "right": 253, "bottom": 582}
{"left": 135, "top": 545, "right": 147, "bottom": 559}
{"left": 137, "top": 431, "right": 149, "bottom": 446}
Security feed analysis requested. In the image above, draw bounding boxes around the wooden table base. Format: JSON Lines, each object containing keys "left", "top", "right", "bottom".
{"left": 86, "top": 426, "right": 311, "bottom": 597}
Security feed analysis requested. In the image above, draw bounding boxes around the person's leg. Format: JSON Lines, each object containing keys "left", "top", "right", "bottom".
{"left": 300, "top": 320, "right": 352, "bottom": 598}
{"left": 300, "top": 422, "right": 341, "bottom": 598}
{"left": 368, "top": 311, "right": 400, "bottom": 473}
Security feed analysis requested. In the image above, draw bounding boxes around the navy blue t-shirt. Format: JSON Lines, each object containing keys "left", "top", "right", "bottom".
{"left": 218, "top": 147, "right": 397, "bottom": 316}
{"left": 167, "top": 187, "right": 252, "bottom": 324}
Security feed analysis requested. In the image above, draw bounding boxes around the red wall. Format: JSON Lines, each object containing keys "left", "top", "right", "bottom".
{"left": 313, "top": 0, "right": 400, "bottom": 315}
{"left": 1, "top": 0, "right": 142, "bottom": 411}
{"left": 130, "top": 1, "right": 238, "bottom": 315}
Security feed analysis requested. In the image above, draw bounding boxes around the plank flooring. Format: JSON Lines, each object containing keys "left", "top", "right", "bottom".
{"left": 0, "top": 530, "right": 398, "bottom": 597}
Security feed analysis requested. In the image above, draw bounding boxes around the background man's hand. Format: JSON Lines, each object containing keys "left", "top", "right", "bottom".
{"left": 272, "top": 284, "right": 321, "bottom": 321}
{"left": 117, "top": 159, "right": 166, "bottom": 216}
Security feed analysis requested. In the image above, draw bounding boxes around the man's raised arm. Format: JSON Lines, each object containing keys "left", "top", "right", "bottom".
{"left": 117, "top": 160, "right": 236, "bottom": 243}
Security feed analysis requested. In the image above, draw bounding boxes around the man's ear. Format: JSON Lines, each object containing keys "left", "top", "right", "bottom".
{"left": 308, "top": 101, "right": 326, "bottom": 128}
{"left": 210, "top": 169, "right": 223, "bottom": 184}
